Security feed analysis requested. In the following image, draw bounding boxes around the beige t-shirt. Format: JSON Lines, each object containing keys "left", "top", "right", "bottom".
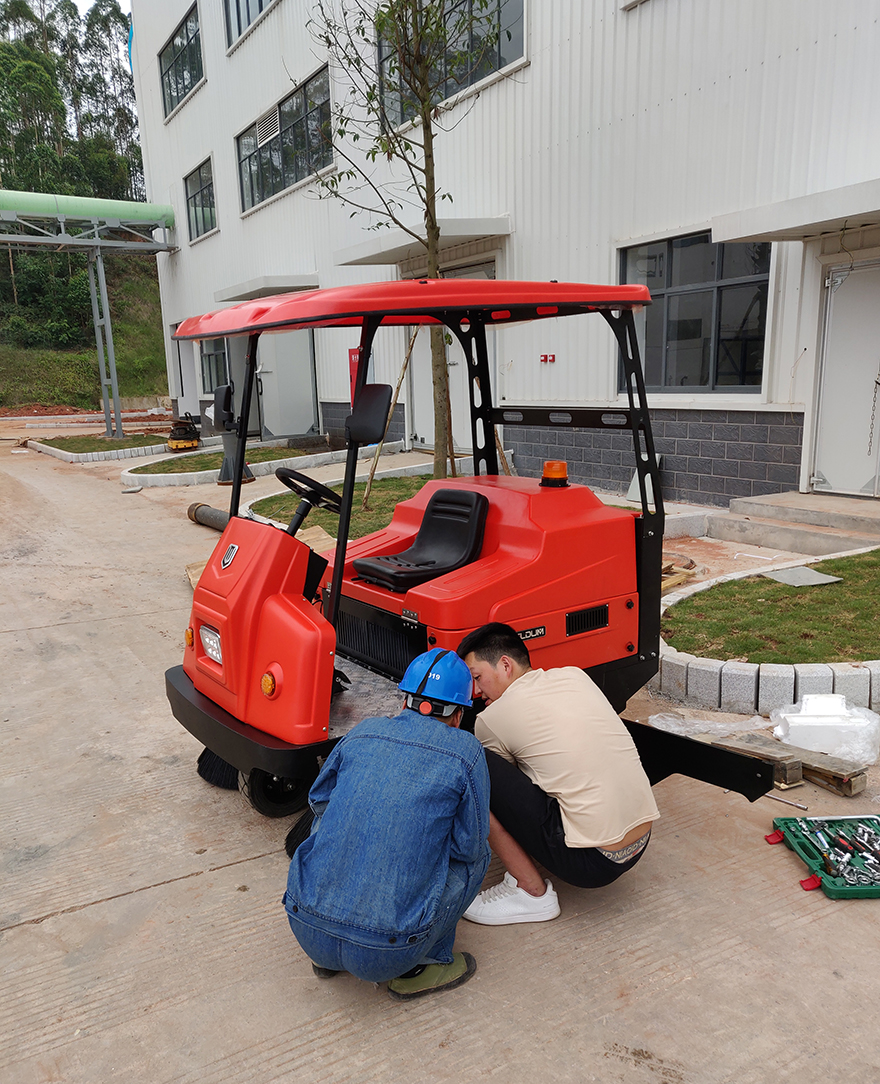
{"left": 475, "top": 667, "right": 660, "bottom": 849}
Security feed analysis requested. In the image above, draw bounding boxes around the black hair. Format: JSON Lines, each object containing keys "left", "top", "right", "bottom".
{"left": 456, "top": 622, "right": 531, "bottom": 668}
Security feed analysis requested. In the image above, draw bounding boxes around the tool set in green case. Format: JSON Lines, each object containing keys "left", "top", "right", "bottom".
{"left": 765, "top": 815, "right": 880, "bottom": 898}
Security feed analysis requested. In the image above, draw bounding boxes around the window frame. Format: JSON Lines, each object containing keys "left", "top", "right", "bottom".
{"left": 199, "top": 338, "right": 228, "bottom": 396}
{"left": 236, "top": 67, "right": 333, "bottom": 213}
{"left": 184, "top": 158, "right": 217, "bottom": 241}
{"left": 378, "top": 0, "right": 525, "bottom": 128}
{"left": 224, "top": 0, "right": 280, "bottom": 48}
{"left": 159, "top": 4, "right": 203, "bottom": 118}
{"left": 619, "top": 231, "right": 772, "bottom": 393}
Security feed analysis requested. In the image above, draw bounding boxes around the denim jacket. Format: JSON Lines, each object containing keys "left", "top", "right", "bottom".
{"left": 284, "top": 710, "right": 490, "bottom": 948}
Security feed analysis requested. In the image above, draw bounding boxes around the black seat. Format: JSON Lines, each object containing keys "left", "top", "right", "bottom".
{"left": 352, "top": 489, "right": 489, "bottom": 593}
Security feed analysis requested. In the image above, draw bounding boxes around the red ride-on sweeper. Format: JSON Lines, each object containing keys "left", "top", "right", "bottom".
{"left": 165, "top": 279, "right": 772, "bottom": 816}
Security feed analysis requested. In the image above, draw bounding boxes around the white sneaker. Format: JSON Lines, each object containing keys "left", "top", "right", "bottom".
{"left": 462, "top": 872, "right": 560, "bottom": 925}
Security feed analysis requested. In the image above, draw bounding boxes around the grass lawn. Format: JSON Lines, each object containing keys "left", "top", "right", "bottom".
{"left": 251, "top": 475, "right": 429, "bottom": 538}
{"left": 662, "top": 549, "right": 880, "bottom": 664}
{"left": 38, "top": 433, "right": 167, "bottom": 452}
{"left": 129, "top": 445, "right": 304, "bottom": 475}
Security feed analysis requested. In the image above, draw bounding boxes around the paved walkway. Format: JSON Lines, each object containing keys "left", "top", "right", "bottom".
{"left": 3, "top": 429, "right": 880, "bottom": 1083}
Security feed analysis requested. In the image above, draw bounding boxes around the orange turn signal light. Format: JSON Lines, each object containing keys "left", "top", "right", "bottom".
{"left": 185, "top": 627, "right": 194, "bottom": 648}
{"left": 539, "top": 460, "right": 569, "bottom": 488}
{"left": 261, "top": 672, "right": 277, "bottom": 698}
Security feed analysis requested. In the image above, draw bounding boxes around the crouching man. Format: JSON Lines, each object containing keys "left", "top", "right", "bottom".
{"left": 283, "top": 648, "right": 490, "bottom": 1001}
{"left": 458, "top": 623, "right": 659, "bottom": 925}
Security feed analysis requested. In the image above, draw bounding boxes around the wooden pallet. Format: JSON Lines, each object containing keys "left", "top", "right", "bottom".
{"left": 713, "top": 730, "right": 867, "bottom": 797}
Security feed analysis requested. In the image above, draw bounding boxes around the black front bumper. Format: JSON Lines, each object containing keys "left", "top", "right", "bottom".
{"left": 165, "top": 665, "right": 335, "bottom": 777}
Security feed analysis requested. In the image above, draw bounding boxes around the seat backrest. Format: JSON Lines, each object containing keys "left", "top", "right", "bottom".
{"left": 403, "top": 488, "right": 489, "bottom": 567}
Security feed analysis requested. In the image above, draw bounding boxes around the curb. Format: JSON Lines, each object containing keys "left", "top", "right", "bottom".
{"left": 655, "top": 544, "right": 880, "bottom": 714}
{"left": 27, "top": 435, "right": 224, "bottom": 463}
{"left": 239, "top": 451, "right": 512, "bottom": 523}
{"left": 119, "top": 441, "right": 406, "bottom": 488}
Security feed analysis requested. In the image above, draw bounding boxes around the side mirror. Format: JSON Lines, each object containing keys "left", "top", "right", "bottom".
{"left": 345, "top": 383, "right": 393, "bottom": 445}
{"left": 213, "top": 383, "right": 235, "bottom": 431}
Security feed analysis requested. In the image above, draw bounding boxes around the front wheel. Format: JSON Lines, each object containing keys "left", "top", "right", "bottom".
{"left": 241, "top": 764, "right": 317, "bottom": 818}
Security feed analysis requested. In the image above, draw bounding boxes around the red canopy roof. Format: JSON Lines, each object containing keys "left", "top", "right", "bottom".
{"left": 173, "top": 278, "right": 651, "bottom": 341}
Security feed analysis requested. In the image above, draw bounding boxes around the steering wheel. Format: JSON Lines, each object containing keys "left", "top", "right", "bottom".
{"left": 275, "top": 467, "right": 342, "bottom": 515}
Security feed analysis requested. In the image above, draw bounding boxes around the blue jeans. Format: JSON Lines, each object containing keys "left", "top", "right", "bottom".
{"left": 284, "top": 852, "right": 489, "bottom": 982}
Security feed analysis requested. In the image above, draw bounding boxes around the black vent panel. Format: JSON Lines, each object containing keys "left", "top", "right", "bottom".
{"left": 566, "top": 604, "right": 609, "bottom": 638}
{"left": 332, "top": 595, "right": 428, "bottom": 680}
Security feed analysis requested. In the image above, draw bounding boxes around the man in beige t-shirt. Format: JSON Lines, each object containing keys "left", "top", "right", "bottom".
{"left": 458, "top": 623, "right": 659, "bottom": 925}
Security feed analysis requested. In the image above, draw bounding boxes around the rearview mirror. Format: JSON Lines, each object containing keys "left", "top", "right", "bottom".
{"left": 345, "top": 383, "right": 393, "bottom": 445}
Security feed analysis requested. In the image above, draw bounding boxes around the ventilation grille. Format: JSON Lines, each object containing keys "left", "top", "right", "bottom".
{"left": 335, "top": 607, "right": 427, "bottom": 680}
{"left": 256, "top": 108, "right": 279, "bottom": 145}
{"left": 566, "top": 604, "right": 609, "bottom": 638}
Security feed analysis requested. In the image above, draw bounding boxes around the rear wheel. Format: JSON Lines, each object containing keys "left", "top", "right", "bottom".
{"left": 241, "top": 764, "right": 318, "bottom": 818}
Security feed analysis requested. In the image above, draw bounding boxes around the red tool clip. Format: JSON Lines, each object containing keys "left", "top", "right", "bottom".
{"left": 765, "top": 829, "right": 785, "bottom": 844}
{"left": 800, "top": 873, "right": 823, "bottom": 891}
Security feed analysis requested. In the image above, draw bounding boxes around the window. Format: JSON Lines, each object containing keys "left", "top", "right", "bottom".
{"left": 225, "top": 0, "right": 277, "bottom": 46}
{"left": 237, "top": 69, "right": 332, "bottom": 211}
{"left": 379, "top": 0, "right": 524, "bottom": 127}
{"left": 621, "top": 232, "right": 771, "bottom": 391}
{"left": 185, "top": 159, "right": 216, "bottom": 240}
{"left": 200, "top": 338, "right": 228, "bottom": 394}
{"left": 160, "top": 6, "right": 203, "bottom": 117}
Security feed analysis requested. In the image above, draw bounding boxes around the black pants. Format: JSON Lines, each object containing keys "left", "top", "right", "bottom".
{"left": 485, "top": 750, "right": 646, "bottom": 889}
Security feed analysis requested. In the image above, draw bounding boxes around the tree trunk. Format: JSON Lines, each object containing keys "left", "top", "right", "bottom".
{"left": 422, "top": 113, "right": 450, "bottom": 479}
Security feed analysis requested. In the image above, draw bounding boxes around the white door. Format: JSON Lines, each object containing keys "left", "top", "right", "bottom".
{"left": 257, "top": 330, "right": 318, "bottom": 439}
{"left": 813, "top": 261, "right": 880, "bottom": 496}
{"left": 410, "top": 261, "right": 496, "bottom": 452}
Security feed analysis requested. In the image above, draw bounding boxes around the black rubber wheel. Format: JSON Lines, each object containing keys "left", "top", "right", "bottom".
{"left": 274, "top": 467, "right": 342, "bottom": 514}
{"left": 243, "top": 765, "right": 317, "bottom": 818}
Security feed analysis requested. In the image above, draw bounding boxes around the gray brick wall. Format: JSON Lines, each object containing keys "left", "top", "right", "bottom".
{"left": 321, "top": 400, "right": 405, "bottom": 444}
{"left": 504, "top": 408, "right": 804, "bottom": 508}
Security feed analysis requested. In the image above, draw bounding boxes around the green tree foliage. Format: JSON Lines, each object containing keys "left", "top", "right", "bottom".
{"left": 0, "top": 0, "right": 146, "bottom": 356}
{"left": 310, "top": 0, "right": 514, "bottom": 478}
{"left": 0, "top": 0, "right": 141, "bottom": 197}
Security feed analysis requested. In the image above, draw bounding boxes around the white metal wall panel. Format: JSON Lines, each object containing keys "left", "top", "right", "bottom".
{"left": 132, "top": 0, "right": 880, "bottom": 413}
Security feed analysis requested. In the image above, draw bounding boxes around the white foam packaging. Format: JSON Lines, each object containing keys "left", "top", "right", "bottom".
{"left": 771, "top": 693, "right": 880, "bottom": 765}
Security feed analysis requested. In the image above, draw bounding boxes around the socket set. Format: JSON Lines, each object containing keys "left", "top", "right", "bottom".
{"left": 765, "top": 815, "right": 880, "bottom": 899}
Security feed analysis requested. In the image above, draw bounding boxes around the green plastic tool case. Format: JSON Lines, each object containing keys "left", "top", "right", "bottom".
{"left": 768, "top": 815, "right": 880, "bottom": 899}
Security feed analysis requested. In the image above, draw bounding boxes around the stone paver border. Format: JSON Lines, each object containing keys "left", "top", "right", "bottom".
{"left": 656, "top": 544, "right": 880, "bottom": 713}
{"left": 116, "top": 441, "right": 407, "bottom": 487}
{"left": 27, "top": 435, "right": 224, "bottom": 463}
{"left": 237, "top": 450, "right": 513, "bottom": 523}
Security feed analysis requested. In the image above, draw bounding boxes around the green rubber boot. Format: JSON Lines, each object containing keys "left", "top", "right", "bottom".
{"left": 387, "top": 952, "right": 476, "bottom": 1001}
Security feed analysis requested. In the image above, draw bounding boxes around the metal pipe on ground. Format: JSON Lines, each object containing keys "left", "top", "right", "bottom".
{"left": 188, "top": 503, "right": 230, "bottom": 532}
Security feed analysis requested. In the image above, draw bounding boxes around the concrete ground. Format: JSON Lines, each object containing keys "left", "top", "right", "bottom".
{"left": 3, "top": 421, "right": 880, "bottom": 1084}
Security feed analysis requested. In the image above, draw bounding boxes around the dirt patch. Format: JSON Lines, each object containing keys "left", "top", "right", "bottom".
{"left": 0, "top": 403, "right": 95, "bottom": 417}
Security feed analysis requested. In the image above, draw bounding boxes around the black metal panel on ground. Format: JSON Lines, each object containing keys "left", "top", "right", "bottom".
{"left": 623, "top": 718, "right": 774, "bottom": 803}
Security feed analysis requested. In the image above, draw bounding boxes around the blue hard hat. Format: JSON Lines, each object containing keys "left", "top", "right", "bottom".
{"left": 399, "top": 648, "right": 473, "bottom": 714}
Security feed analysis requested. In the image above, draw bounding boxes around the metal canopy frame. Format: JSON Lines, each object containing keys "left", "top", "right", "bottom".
{"left": 176, "top": 280, "right": 664, "bottom": 706}
{"left": 0, "top": 202, "right": 175, "bottom": 437}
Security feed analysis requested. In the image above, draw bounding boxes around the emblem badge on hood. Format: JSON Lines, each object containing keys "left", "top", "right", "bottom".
{"left": 221, "top": 543, "right": 239, "bottom": 570}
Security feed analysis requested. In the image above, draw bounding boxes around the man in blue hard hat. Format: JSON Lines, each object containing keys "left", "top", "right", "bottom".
{"left": 283, "top": 648, "right": 490, "bottom": 1001}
